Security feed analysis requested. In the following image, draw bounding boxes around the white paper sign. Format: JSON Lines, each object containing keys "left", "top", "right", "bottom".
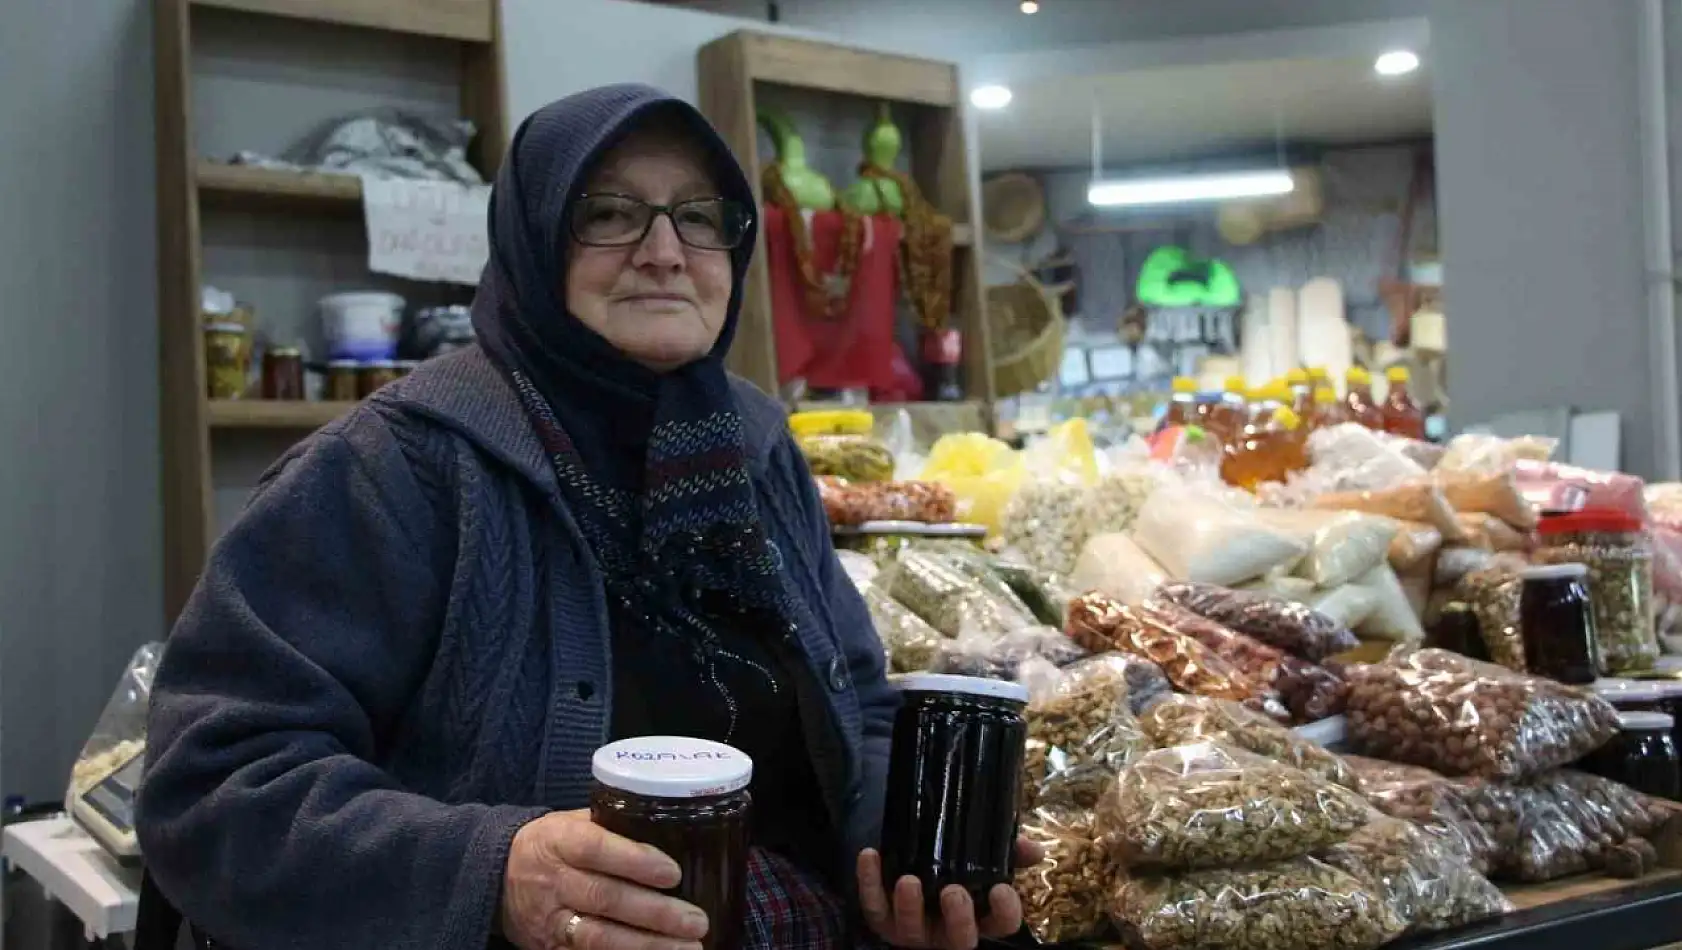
{"left": 361, "top": 176, "right": 491, "bottom": 285}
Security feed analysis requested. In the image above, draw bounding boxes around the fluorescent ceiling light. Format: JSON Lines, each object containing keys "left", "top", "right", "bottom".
{"left": 1087, "top": 170, "right": 1295, "bottom": 207}
{"left": 970, "top": 85, "right": 1013, "bottom": 110}
{"left": 1374, "top": 49, "right": 1420, "bottom": 76}
{"left": 1020, "top": 0, "right": 1039, "bottom": 13}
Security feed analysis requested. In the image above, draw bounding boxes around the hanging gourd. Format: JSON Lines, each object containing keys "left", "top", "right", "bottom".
{"left": 841, "top": 103, "right": 906, "bottom": 218}
{"left": 758, "top": 107, "right": 861, "bottom": 321}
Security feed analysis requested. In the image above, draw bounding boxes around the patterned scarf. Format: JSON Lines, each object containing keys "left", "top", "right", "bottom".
{"left": 469, "top": 85, "right": 798, "bottom": 735}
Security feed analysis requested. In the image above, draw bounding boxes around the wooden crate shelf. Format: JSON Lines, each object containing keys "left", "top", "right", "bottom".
{"left": 196, "top": 161, "right": 363, "bottom": 212}
{"left": 189, "top": 0, "right": 494, "bottom": 43}
{"left": 207, "top": 400, "right": 360, "bottom": 429}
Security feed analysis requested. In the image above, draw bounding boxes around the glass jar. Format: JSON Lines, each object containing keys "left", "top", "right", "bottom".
{"left": 589, "top": 737, "right": 752, "bottom": 950}
{"left": 881, "top": 674, "right": 1028, "bottom": 915}
{"left": 262, "top": 346, "right": 306, "bottom": 400}
{"left": 325, "top": 360, "right": 361, "bottom": 401}
{"left": 204, "top": 322, "right": 250, "bottom": 399}
{"left": 1591, "top": 677, "right": 1682, "bottom": 770}
{"left": 357, "top": 360, "right": 401, "bottom": 399}
{"left": 1428, "top": 601, "right": 1491, "bottom": 663}
{"left": 1578, "top": 711, "right": 1681, "bottom": 802}
{"left": 1519, "top": 562, "right": 1599, "bottom": 684}
{"left": 1534, "top": 509, "right": 1658, "bottom": 674}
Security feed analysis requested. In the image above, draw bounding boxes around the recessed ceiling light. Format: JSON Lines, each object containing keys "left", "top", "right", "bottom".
{"left": 1020, "top": 0, "right": 1040, "bottom": 13}
{"left": 1374, "top": 49, "right": 1420, "bottom": 76}
{"left": 970, "top": 85, "right": 1013, "bottom": 110}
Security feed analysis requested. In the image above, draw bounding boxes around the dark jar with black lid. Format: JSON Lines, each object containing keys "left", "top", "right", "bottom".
{"left": 880, "top": 673, "right": 1028, "bottom": 916}
{"left": 1578, "top": 710, "right": 1681, "bottom": 802}
{"left": 1519, "top": 562, "right": 1600, "bottom": 684}
{"left": 589, "top": 737, "right": 752, "bottom": 950}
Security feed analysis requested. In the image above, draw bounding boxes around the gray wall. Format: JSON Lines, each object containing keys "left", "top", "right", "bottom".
{"left": 0, "top": 0, "right": 163, "bottom": 802}
{"left": 1430, "top": 0, "right": 1658, "bottom": 475}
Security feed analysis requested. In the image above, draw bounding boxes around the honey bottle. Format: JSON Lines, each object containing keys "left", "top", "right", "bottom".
{"left": 1311, "top": 385, "right": 1348, "bottom": 429}
{"left": 1285, "top": 368, "right": 1312, "bottom": 416}
{"left": 1221, "top": 405, "right": 1307, "bottom": 490}
{"left": 1208, "top": 376, "right": 1249, "bottom": 444}
{"left": 1158, "top": 376, "right": 1198, "bottom": 432}
{"left": 1344, "top": 367, "right": 1384, "bottom": 430}
{"left": 1382, "top": 366, "right": 1426, "bottom": 439}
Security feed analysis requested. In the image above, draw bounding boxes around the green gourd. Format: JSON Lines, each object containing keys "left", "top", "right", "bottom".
{"left": 757, "top": 107, "right": 835, "bottom": 211}
{"left": 842, "top": 103, "right": 906, "bottom": 217}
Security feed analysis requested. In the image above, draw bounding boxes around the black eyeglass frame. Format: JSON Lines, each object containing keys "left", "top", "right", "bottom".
{"left": 568, "top": 192, "right": 754, "bottom": 251}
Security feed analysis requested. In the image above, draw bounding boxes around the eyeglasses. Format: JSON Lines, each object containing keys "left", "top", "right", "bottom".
{"left": 569, "top": 193, "right": 753, "bottom": 251}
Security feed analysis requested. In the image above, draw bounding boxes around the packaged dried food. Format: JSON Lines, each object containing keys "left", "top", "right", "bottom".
{"left": 1310, "top": 585, "right": 1379, "bottom": 631}
{"left": 1343, "top": 648, "right": 1621, "bottom": 779}
{"left": 1457, "top": 566, "right": 1527, "bottom": 672}
{"left": 1456, "top": 512, "right": 1529, "bottom": 552}
{"left": 1021, "top": 654, "right": 1153, "bottom": 809}
{"left": 1065, "top": 594, "right": 1266, "bottom": 705}
{"left": 1439, "top": 432, "right": 1558, "bottom": 473}
{"left": 835, "top": 549, "right": 879, "bottom": 592}
{"left": 906, "top": 539, "right": 1039, "bottom": 616}
{"left": 1017, "top": 805, "right": 1112, "bottom": 944}
{"left": 1111, "top": 858, "right": 1404, "bottom": 950}
{"left": 1097, "top": 743, "right": 1371, "bottom": 870}
{"left": 1305, "top": 422, "right": 1430, "bottom": 491}
{"left": 1238, "top": 572, "right": 1318, "bottom": 602}
{"left": 1345, "top": 756, "right": 1499, "bottom": 874}
{"left": 1069, "top": 533, "right": 1169, "bottom": 606}
{"left": 1153, "top": 581, "right": 1358, "bottom": 662}
{"left": 990, "top": 559, "right": 1075, "bottom": 627}
{"left": 1132, "top": 485, "right": 1308, "bottom": 586}
{"left": 1434, "top": 546, "right": 1495, "bottom": 587}
{"left": 1514, "top": 459, "right": 1646, "bottom": 521}
{"left": 864, "top": 586, "right": 945, "bottom": 672}
{"left": 1436, "top": 469, "right": 1538, "bottom": 530}
{"left": 930, "top": 625, "right": 1086, "bottom": 681}
{"left": 1084, "top": 466, "right": 1165, "bottom": 533}
{"left": 1533, "top": 509, "right": 1659, "bottom": 674}
{"left": 999, "top": 476, "right": 1093, "bottom": 577}
{"left": 67, "top": 642, "right": 161, "bottom": 859}
{"left": 797, "top": 434, "right": 895, "bottom": 482}
{"left": 884, "top": 548, "right": 1033, "bottom": 640}
{"left": 1350, "top": 563, "right": 1427, "bottom": 643}
{"left": 1253, "top": 508, "right": 1397, "bottom": 588}
{"left": 1313, "top": 479, "right": 1467, "bottom": 544}
{"left": 1317, "top": 814, "right": 1510, "bottom": 934}
{"left": 1387, "top": 519, "right": 1444, "bottom": 571}
{"left": 1139, "top": 694, "right": 1359, "bottom": 789}
{"left": 817, "top": 476, "right": 957, "bottom": 526}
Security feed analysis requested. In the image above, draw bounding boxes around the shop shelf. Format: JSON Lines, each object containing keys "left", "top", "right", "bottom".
{"left": 196, "top": 161, "right": 363, "bottom": 213}
{"left": 207, "top": 399, "right": 360, "bottom": 429}
{"left": 188, "top": 0, "right": 494, "bottom": 43}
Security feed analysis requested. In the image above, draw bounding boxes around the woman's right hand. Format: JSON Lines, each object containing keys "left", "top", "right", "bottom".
{"left": 500, "top": 809, "right": 710, "bottom": 950}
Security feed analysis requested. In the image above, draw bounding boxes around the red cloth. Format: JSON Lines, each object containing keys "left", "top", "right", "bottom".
{"left": 765, "top": 207, "right": 913, "bottom": 399}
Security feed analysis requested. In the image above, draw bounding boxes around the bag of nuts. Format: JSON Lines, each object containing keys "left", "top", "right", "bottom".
{"left": 1344, "top": 648, "right": 1620, "bottom": 780}
{"left": 1138, "top": 694, "right": 1361, "bottom": 791}
{"left": 1021, "top": 654, "right": 1154, "bottom": 812}
{"left": 1316, "top": 813, "right": 1511, "bottom": 934}
{"left": 816, "top": 476, "right": 958, "bottom": 526}
{"left": 1065, "top": 594, "right": 1271, "bottom": 708}
{"left": 1097, "top": 742, "right": 1371, "bottom": 870}
{"left": 999, "top": 474, "right": 1095, "bottom": 577}
{"left": 929, "top": 624, "right": 1086, "bottom": 681}
{"left": 1152, "top": 581, "right": 1359, "bottom": 662}
{"left": 1456, "top": 566, "right": 1528, "bottom": 672}
{"left": 883, "top": 547, "right": 1034, "bottom": 640}
{"left": 1110, "top": 857, "right": 1405, "bottom": 950}
{"left": 1017, "top": 804, "right": 1115, "bottom": 944}
{"left": 1343, "top": 756, "right": 1500, "bottom": 874}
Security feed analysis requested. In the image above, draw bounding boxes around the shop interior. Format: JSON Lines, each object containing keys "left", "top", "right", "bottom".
{"left": 3, "top": 0, "right": 1682, "bottom": 947}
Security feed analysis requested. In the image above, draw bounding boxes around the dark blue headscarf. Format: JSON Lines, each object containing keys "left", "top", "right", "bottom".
{"left": 471, "top": 85, "right": 793, "bottom": 634}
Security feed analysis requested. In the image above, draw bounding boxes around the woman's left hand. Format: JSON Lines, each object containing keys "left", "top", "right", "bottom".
{"left": 856, "top": 838, "right": 1045, "bottom": 950}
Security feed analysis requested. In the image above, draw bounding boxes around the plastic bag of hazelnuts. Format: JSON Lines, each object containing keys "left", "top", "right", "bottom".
{"left": 1343, "top": 648, "right": 1620, "bottom": 780}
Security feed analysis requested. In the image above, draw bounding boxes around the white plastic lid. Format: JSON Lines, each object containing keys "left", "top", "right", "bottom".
{"left": 591, "top": 737, "right": 753, "bottom": 798}
{"left": 1617, "top": 710, "right": 1676, "bottom": 731}
{"left": 1592, "top": 678, "right": 1682, "bottom": 703}
{"left": 1520, "top": 563, "right": 1589, "bottom": 581}
{"left": 894, "top": 673, "right": 1030, "bottom": 704}
{"left": 832, "top": 521, "right": 988, "bottom": 538}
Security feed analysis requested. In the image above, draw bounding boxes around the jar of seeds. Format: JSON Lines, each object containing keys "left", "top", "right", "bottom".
{"left": 1533, "top": 509, "right": 1657, "bottom": 674}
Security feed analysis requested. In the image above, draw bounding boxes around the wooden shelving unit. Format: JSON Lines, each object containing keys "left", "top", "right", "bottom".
{"left": 153, "top": 0, "right": 507, "bottom": 625}
{"left": 696, "top": 32, "right": 995, "bottom": 419}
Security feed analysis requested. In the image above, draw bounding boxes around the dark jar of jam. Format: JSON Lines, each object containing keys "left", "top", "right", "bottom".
{"left": 880, "top": 674, "right": 1028, "bottom": 916}
{"left": 1578, "top": 711, "right": 1680, "bottom": 802}
{"left": 1591, "top": 677, "right": 1682, "bottom": 779}
{"left": 325, "top": 360, "right": 360, "bottom": 401}
{"left": 1519, "top": 562, "right": 1600, "bottom": 684}
{"left": 261, "top": 346, "right": 306, "bottom": 400}
{"left": 589, "top": 737, "right": 752, "bottom": 950}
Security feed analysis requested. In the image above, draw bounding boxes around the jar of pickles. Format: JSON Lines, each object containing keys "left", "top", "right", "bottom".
{"left": 1518, "top": 562, "right": 1599, "bottom": 684}
{"left": 204, "top": 322, "right": 250, "bottom": 399}
{"left": 1534, "top": 510, "right": 1658, "bottom": 674}
{"left": 790, "top": 409, "right": 894, "bottom": 482}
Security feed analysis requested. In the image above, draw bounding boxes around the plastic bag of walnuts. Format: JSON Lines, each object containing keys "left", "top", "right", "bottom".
{"left": 1065, "top": 593, "right": 1272, "bottom": 708}
{"left": 1097, "top": 742, "right": 1371, "bottom": 870}
{"left": 1017, "top": 804, "right": 1114, "bottom": 944}
{"left": 1317, "top": 813, "right": 1511, "bottom": 934}
{"left": 1021, "top": 654, "right": 1154, "bottom": 811}
{"left": 1138, "top": 694, "right": 1361, "bottom": 791}
{"left": 1110, "top": 857, "right": 1405, "bottom": 950}
{"left": 1153, "top": 581, "right": 1359, "bottom": 662}
{"left": 1343, "top": 648, "right": 1620, "bottom": 780}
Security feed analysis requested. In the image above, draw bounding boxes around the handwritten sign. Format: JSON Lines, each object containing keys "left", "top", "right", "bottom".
{"left": 361, "top": 176, "right": 491, "bottom": 285}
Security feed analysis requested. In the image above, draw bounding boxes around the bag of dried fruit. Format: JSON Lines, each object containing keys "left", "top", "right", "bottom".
{"left": 1317, "top": 813, "right": 1510, "bottom": 934}
{"left": 1138, "top": 694, "right": 1358, "bottom": 789}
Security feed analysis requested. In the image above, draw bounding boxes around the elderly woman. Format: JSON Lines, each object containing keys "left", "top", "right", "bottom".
{"left": 137, "top": 85, "right": 1032, "bottom": 950}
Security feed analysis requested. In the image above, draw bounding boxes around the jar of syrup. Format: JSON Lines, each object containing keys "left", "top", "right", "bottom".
{"left": 261, "top": 346, "right": 306, "bottom": 400}
{"left": 589, "top": 737, "right": 752, "bottom": 950}
{"left": 1519, "top": 562, "right": 1599, "bottom": 684}
{"left": 880, "top": 674, "right": 1027, "bottom": 915}
{"left": 1578, "top": 711, "right": 1681, "bottom": 802}
{"left": 325, "top": 360, "right": 360, "bottom": 401}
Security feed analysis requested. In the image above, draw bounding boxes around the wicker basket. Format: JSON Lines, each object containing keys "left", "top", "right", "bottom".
{"left": 987, "top": 263, "right": 1066, "bottom": 398}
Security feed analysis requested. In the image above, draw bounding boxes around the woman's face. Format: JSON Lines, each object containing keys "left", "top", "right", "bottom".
{"left": 564, "top": 125, "right": 735, "bottom": 372}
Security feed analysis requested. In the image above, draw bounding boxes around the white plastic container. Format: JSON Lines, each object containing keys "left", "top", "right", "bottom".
{"left": 320, "top": 291, "right": 403, "bottom": 361}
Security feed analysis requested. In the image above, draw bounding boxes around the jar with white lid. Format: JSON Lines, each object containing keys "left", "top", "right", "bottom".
{"left": 880, "top": 674, "right": 1029, "bottom": 915}
{"left": 1578, "top": 710, "right": 1680, "bottom": 802}
{"left": 589, "top": 737, "right": 752, "bottom": 950}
